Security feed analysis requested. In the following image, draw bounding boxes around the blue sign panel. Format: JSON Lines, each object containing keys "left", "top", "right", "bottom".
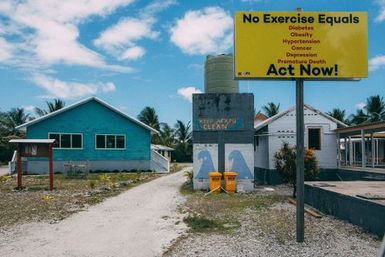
{"left": 193, "top": 118, "right": 244, "bottom": 131}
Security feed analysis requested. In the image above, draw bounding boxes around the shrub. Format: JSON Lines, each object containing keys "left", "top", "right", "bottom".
{"left": 274, "top": 142, "right": 320, "bottom": 197}
{"left": 89, "top": 180, "right": 96, "bottom": 189}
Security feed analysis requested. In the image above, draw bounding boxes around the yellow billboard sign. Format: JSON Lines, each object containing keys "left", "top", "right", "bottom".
{"left": 234, "top": 11, "right": 368, "bottom": 79}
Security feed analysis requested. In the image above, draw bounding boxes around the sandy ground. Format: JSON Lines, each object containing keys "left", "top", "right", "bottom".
{"left": 0, "top": 168, "right": 189, "bottom": 257}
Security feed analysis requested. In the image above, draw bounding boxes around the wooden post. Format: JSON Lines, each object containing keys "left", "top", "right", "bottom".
{"left": 17, "top": 145, "right": 22, "bottom": 189}
{"left": 49, "top": 143, "right": 54, "bottom": 191}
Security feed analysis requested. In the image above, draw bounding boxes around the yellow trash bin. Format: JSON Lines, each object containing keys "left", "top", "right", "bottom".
{"left": 208, "top": 172, "right": 222, "bottom": 193}
{"left": 223, "top": 172, "right": 238, "bottom": 193}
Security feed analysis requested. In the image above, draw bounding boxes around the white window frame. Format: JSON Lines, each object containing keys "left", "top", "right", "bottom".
{"left": 48, "top": 132, "right": 83, "bottom": 150}
{"left": 95, "top": 134, "right": 126, "bottom": 150}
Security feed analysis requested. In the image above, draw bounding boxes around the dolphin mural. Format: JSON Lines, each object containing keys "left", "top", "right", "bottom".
{"left": 228, "top": 150, "right": 253, "bottom": 179}
{"left": 195, "top": 150, "right": 215, "bottom": 179}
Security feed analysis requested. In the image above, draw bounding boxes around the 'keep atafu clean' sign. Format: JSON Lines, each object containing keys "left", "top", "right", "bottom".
{"left": 234, "top": 11, "right": 368, "bottom": 79}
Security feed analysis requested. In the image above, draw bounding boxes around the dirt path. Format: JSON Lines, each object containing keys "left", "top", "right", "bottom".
{"left": 0, "top": 168, "right": 189, "bottom": 257}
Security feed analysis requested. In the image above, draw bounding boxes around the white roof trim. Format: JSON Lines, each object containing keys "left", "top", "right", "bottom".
{"left": 15, "top": 96, "right": 159, "bottom": 134}
{"left": 254, "top": 104, "right": 348, "bottom": 131}
{"left": 9, "top": 139, "right": 56, "bottom": 144}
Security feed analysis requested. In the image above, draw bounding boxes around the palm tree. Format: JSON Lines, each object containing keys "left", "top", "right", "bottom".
{"left": 173, "top": 120, "right": 192, "bottom": 162}
{"left": 174, "top": 120, "right": 192, "bottom": 144}
{"left": 326, "top": 108, "right": 347, "bottom": 124}
{"left": 364, "top": 95, "right": 385, "bottom": 122}
{"left": 35, "top": 98, "right": 66, "bottom": 116}
{"left": 159, "top": 123, "right": 175, "bottom": 147}
{"left": 349, "top": 109, "right": 368, "bottom": 125}
{"left": 137, "top": 106, "right": 160, "bottom": 131}
{"left": 137, "top": 106, "right": 160, "bottom": 144}
{"left": 3, "top": 108, "right": 30, "bottom": 137}
{"left": 262, "top": 102, "right": 280, "bottom": 117}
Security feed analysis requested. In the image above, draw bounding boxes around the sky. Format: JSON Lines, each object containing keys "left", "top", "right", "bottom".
{"left": 0, "top": 0, "right": 384, "bottom": 126}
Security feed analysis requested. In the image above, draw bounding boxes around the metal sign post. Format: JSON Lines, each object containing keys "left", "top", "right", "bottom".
{"left": 295, "top": 78, "right": 305, "bottom": 243}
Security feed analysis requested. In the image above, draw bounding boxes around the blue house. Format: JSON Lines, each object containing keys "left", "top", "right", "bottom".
{"left": 16, "top": 97, "right": 169, "bottom": 173}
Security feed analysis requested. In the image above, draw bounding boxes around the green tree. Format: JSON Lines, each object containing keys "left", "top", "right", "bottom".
{"left": 172, "top": 120, "right": 192, "bottom": 162}
{"left": 137, "top": 106, "right": 160, "bottom": 143}
{"left": 0, "top": 108, "right": 30, "bottom": 162}
{"left": 326, "top": 108, "right": 348, "bottom": 124}
{"left": 34, "top": 98, "right": 66, "bottom": 116}
{"left": 349, "top": 109, "right": 368, "bottom": 125}
{"left": 137, "top": 106, "right": 160, "bottom": 130}
{"left": 274, "top": 142, "right": 320, "bottom": 198}
{"left": 158, "top": 123, "right": 175, "bottom": 147}
{"left": 364, "top": 95, "right": 385, "bottom": 122}
{"left": 262, "top": 102, "right": 280, "bottom": 117}
{"left": 3, "top": 108, "right": 30, "bottom": 137}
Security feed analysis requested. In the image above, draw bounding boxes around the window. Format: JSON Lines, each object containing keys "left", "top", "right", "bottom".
{"left": 308, "top": 128, "right": 321, "bottom": 150}
{"left": 96, "top": 134, "right": 125, "bottom": 149}
{"left": 49, "top": 133, "right": 82, "bottom": 149}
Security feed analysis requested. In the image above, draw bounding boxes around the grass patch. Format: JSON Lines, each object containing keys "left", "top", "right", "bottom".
{"left": 0, "top": 172, "right": 160, "bottom": 229}
{"left": 179, "top": 184, "right": 287, "bottom": 236}
{"left": 180, "top": 181, "right": 194, "bottom": 195}
{"left": 183, "top": 216, "right": 240, "bottom": 233}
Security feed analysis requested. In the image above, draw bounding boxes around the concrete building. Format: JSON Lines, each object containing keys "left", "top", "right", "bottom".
{"left": 254, "top": 104, "right": 347, "bottom": 184}
{"left": 14, "top": 97, "right": 170, "bottom": 173}
{"left": 193, "top": 93, "right": 255, "bottom": 191}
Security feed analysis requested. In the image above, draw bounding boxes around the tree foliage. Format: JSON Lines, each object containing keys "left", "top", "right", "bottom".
{"left": 262, "top": 102, "right": 280, "bottom": 117}
{"left": 0, "top": 108, "right": 31, "bottom": 162}
{"left": 274, "top": 142, "right": 320, "bottom": 197}
{"left": 35, "top": 99, "right": 65, "bottom": 116}
{"left": 172, "top": 120, "right": 192, "bottom": 162}
{"left": 349, "top": 95, "right": 385, "bottom": 125}
{"left": 326, "top": 108, "right": 348, "bottom": 124}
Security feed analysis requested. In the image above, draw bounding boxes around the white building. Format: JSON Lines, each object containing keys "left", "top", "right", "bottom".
{"left": 254, "top": 104, "right": 347, "bottom": 184}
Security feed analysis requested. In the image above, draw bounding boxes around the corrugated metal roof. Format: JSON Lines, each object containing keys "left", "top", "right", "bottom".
{"left": 15, "top": 96, "right": 159, "bottom": 134}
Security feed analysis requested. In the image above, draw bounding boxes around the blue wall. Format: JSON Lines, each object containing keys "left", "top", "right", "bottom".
{"left": 27, "top": 100, "right": 151, "bottom": 161}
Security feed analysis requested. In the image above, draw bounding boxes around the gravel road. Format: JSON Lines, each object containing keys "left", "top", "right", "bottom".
{"left": 0, "top": 168, "right": 189, "bottom": 257}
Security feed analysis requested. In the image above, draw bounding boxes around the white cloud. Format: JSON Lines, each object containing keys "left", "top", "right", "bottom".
{"left": 369, "top": 55, "right": 385, "bottom": 71}
{"left": 94, "top": 18, "right": 157, "bottom": 50}
{"left": 22, "top": 105, "right": 36, "bottom": 112}
{"left": 94, "top": 0, "right": 175, "bottom": 61}
{"left": 0, "top": 0, "right": 134, "bottom": 71}
{"left": 120, "top": 46, "right": 146, "bottom": 61}
{"left": 0, "top": 37, "right": 14, "bottom": 61}
{"left": 177, "top": 87, "right": 202, "bottom": 102}
{"left": 170, "top": 7, "right": 233, "bottom": 55}
{"left": 94, "top": 18, "right": 156, "bottom": 61}
{"left": 376, "top": 0, "right": 385, "bottom": 22}
{"left": 102, "top": 82, "right": 116, "bottom": 92}
{"left": 355, "top": 102, "right": 366, "bottom": 110}
{"left": 32, "top": 74, "right": 116, "bottom": 99}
